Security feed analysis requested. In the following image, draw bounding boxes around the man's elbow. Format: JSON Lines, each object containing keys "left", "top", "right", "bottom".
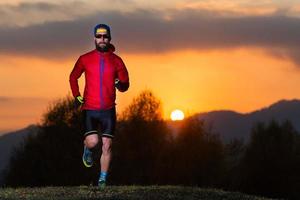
{"left": 69, "top": 73, "right": 76, "bottom": 83}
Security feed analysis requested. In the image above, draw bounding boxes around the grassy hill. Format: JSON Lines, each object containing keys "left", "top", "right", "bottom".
{"left": 0, "top": 185, "right": 276, "bottom": 200}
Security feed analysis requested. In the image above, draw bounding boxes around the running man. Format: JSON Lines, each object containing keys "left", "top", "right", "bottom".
{"left": 69, "top": 24, "right": 129, "bottom": 187}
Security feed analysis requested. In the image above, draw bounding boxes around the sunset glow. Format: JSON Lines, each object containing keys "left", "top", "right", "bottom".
{"left": 1, "top": 0, "right": 300, "bottom": 133}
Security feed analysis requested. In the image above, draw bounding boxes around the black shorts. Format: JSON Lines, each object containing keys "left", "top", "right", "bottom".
{"left": 83, "top": 107, "right": 116, "bottom": 139}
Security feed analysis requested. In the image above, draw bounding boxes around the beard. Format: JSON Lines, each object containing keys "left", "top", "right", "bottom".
{"left": 95, "top": 41, "right": 109, "bottom": 52}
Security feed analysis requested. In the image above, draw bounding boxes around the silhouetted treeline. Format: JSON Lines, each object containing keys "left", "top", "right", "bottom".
{"left": 4, "top": 97, "right": 92, "bottom": 186}
{"left": 4, "top": 91, "right": 300, "bottom": 199}
{"left": 233, "top": 120, "right": 300, "bottom": 199}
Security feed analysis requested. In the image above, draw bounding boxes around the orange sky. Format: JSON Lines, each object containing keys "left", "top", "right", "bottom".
{"left": 1, "top": 0, "right": 300, "bottom": 133}
{"left": 1, "top": 47, "right": 299, "bottom": 133}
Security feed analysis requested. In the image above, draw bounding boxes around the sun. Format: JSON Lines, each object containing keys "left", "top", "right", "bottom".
{"left": 170, "top": 109, "right": 185, "bottom": 121}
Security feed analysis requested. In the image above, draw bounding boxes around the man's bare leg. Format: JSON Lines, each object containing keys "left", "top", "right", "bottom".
{"left": 99, "top": 137, "right": 112, "bottom": 186}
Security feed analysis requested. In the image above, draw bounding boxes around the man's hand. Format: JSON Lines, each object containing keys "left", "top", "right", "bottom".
{"left": 115, "top": 78, "right": 129, "bottom": 92}
{"left": 74, "top": 96, "right": 84, "bottom": 109}
{"left": 115, "top": 79, "right": 120, "bottom": 87}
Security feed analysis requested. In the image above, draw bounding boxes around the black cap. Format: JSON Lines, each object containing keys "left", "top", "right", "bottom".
{"left": 94, "top": 24, "right": 111, "bottom": 39}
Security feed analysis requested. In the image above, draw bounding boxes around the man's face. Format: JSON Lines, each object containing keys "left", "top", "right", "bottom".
{"left": 94, "top": 33, "right": 110, "bottom": 50}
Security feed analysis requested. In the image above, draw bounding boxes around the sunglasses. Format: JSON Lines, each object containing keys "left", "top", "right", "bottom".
{"left": 95, "top": 34, "right": 110, "bottom": 39}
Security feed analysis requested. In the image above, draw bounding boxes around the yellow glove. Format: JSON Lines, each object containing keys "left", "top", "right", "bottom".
{"left": 74, "top": 96, "right": 84, "bottom": 109}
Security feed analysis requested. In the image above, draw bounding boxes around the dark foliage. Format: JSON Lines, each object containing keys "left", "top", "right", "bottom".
{"left": 236, "top": 120, "right": 300, "bottom": 199}
{"left": 110, "top": 90, "right": 173, "bottom": 185}
{"left": 170, "top": 116, "right": 225, "bottom": 187}
{"left": 4, "top": 97, "right": 95, "bottom": 186}
{"left": 5, "top": 91, "right": 300, "bottom": 199}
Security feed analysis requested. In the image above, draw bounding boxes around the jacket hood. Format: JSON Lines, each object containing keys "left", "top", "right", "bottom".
{"left": 109, "top": 43, "right": 115, "bottom": 52}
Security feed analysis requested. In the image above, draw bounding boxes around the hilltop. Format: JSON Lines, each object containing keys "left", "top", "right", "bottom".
{"left": 0, "top": 185, "right": 276, "bottom": 200}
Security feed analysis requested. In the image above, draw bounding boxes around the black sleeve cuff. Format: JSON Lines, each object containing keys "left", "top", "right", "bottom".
{"left": 116, "top": 81, "right": 129, "bottom": 92}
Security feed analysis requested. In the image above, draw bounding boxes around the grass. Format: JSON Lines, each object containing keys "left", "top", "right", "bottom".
{"left": 0, "top": 185, "right": 277, "bottom": 200}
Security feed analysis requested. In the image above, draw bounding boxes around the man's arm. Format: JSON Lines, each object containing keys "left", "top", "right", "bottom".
{"left": 69, "top": 56, "right": 84, "bottom": 97}
{"left": 115, "top": 57, "right": 129, "bottom": 92}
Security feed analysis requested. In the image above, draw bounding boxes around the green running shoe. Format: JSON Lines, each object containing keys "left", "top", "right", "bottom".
{"left": 82, "top": 146, "right": 93, "bottom": 167}
{"left": 98, "top": 179, "right": 106, "bottom": 188}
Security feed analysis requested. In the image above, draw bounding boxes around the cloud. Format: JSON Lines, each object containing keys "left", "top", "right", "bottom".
{"left": 0, "top": 96, "right": 49, "bottom": 103}
{"left": 0, "top": 3, "right": 300, "bottom": 66}
{"left": 0, "top": 2, "right": 78, "bottom": 27}
{"left": 0, "top": 1, "right": 135, "bottom": 27}
{"left": 0, "top": 97, "right": 10, "bottom": 102}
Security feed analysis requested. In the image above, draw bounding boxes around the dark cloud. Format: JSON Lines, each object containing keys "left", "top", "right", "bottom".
{"left": 0, "top": 97, "right": 10, "bottom": 102}
{"left": 2, "top": 2, "right": 61, "bottom": 12}
{"left": 0, "top": 96, "right": 49, "bottom": 103}
{"left": 0, "top": 5, "right": 300, "bottom": 65}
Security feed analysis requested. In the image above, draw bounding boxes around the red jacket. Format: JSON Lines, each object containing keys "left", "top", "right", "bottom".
{"left": 69, "top": 45, "right": 129, "bottom": 110}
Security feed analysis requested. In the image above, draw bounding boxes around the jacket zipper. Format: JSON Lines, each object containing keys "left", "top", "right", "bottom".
{"left": 99, "top": 57, "right": 104, "bottom": 109}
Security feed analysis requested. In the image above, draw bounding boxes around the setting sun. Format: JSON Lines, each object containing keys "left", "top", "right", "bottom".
{"left": 170, "top": 109, "right": 185, "bottom": 121}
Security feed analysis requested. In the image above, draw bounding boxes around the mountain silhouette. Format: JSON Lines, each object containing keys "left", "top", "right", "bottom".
{"left": 0, "top": 125, "right": 38, "bottom": 185}
{"left": 1, "top": 99, "right": 300, "bottom": 184}
{"left": 197, "top": 99, "right": 300, "bottom": 142}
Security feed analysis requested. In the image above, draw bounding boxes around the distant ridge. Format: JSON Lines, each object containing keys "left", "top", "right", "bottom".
{"left": 196, "top": 99, "right": 300, "bottom": 142}
{"left": 0, "top": 125, "right": 39, "bottom": 185}
{"left": 1, "top": 99, "right": 300, "bottom": 184}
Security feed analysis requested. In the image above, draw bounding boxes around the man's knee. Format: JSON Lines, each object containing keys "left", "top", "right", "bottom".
{"left": 85, "top": 135, "right": 99, "bottom": 148}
